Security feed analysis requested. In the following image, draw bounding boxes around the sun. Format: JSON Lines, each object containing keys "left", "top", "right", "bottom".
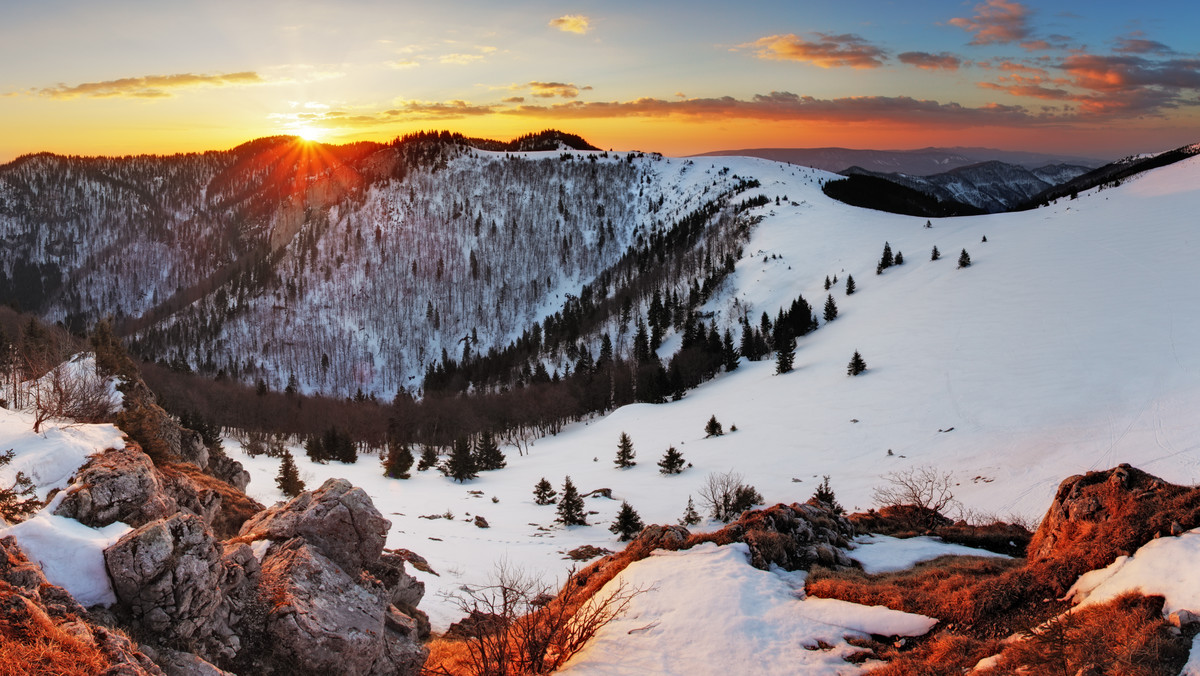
{"left": 293, "top": 125, "right": 327, "bottom": 143}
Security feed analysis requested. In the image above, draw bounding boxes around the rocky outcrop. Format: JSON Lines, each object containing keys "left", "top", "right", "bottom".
{"left": 256, "top": 539, "right": 425, "bottom": 675}
{"left": 238, "top": 478, "right": 389, "bottom": 573}
{"left": 54, "top": 447, "right": 177, "bottom": 528}
{"left": 99, "top": 479, "right": 426, "bottom": 675}
{"left": 698, "top": 501, "right": 857, "bottom": 570}
{"left": 1, "top": 536, "right": 163, "bottom": 675}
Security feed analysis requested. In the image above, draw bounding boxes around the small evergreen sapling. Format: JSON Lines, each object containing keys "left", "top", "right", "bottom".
{"left": 533, "top": 478, "right": 557, "bottom": 505}
{"left": 705, "top": 415, "right": 724, "bottom": 437}
{"left": 679, "top": 496, "right": 702, "bottom": 526}
{"left": 383, "top": 441, "right": 414, "bottom": 479}
{"left": 417, "top": 445, "right": 439, "bottom": 471}
{"left": 609, "top": 501, "right": 645, "bottom": 541}
{"left": 443, "top": 437, "right": 478, "bottom": 482}
{"left": 775, "top": 327, "right": 795, "bottom": 375}
{"left": 811, "top": 475, "right": 844, "bottom": 514}
{"left": 824, "top": 275, "right": 832, "bottom": 290}
{"left": 276, "top": 450, "right": 306, "bottom": 498}
{"left": 958, "top": 248, "right": 972, "bottom": 268}
{"left": 894, "top": 251, "right": 903, "bottom": 265}
{"left": 845, "top": 274, "right": 856, "bottom": 295}
{"left": 615, "top": 432, "right": 636, "bottom": 468}
{"left": 0, "top": 449, "right": 40, "bottom": 521}
{"left": 931, "top": 245, "right": 941, "bottom": 261}
{"left": 556, "top": 476, "right": 587, "bottom": 526}
{"left": 658, "top": 446, "right": 685, "bottom": 474}
{"left": 847, "top": 350, "right": 867, "bottom": 376}
{"left": 823, "top": 294, "right": 838, "bottom": 322}
{"left": 474, "top": 430, "right": 506, "bottom": 471}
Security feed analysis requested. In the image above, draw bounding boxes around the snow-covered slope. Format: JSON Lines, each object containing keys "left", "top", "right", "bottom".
{"left": 227, "top": 151, "right": 1200, "bottom": 632}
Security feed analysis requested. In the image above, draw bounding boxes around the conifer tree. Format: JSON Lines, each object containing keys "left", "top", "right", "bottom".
{"left": 609, "top": 501, "right": 645, "bottom": 541}
{"left": 533, "top": 477, "right": 557, "bottom": 505}
{"left": 705, "top": 415, "right": 724, "bottom": 437}
{"left": 958, "top": 248, "right": 972, "bottom": 268}
{"left": 0, "top": 449, "right": 39, "bottom": 522}
{"left": 823, "top": 294, "right": 838, "bottom": 322}
{"left": 847, "top": 350, "right": 867, "bottom": 376}
{"left": 658, "top": 446, "right": 685, "bottom": 474}
{"left": 417, "top": 445, "right": 439, "bottom": 471}
{"left": 824, "top": 275, "right": 832, "bottom": 290}
{"left": 880, "top": 241, "right": 894, "bottom": 269}
{"left": 444, "top": 436, "right": 478, "bottom": 482}
{"left": 615, "top": 432, "right": 636, "bottom": 468}
{"left": 722, "top": 328, "right": 739, "bottom": 372}
{"left": 383, "top": 440, "right": 414, "bottom": 479}
{"left": 474, "top": 430, "right": 506, "bottom": 471}
{"left": 811, "top": 475, "right": 844, "bottom": 514}
{"left": 276, "top": 450, "right": 306, "bottom": 498}
{"left": 845, "top": 274, "right": 856, "bottom": 295}
{"left": 556, "top": 476, "right": 587, "bottom": 525}
{"left": 931, "top": 245, "right": 940, "bottom": 261}
{"left": 679, "top": 496, "right": 702, "bottom": 526}
{"left": 981, "top": 235, "right": 987, "bottom": 242}
{"left": 894, "top": 251, "right": 903, "bottom": 265}
{"left": 775, "top": 328, "right": 795, "bottom": 374}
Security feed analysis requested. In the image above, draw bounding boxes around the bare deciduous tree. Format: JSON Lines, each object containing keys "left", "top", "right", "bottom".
{"left": 436, "top": 561, "right": 644, "bottom": 675}
{"left": 27, "top": 356, "right": 118, "bottom": 433}
{"left": 872, "top": 465, "right": 958, "bottom": 527}
{"left": 698, "top": 470, "right": 764, "bottom": 522}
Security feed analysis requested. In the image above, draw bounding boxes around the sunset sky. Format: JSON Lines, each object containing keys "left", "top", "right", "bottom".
{"left": 2, "top": 0, "right": 1198, "bottom": 162}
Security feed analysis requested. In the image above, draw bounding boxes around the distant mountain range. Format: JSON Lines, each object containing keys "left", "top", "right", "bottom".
{"left": 691, "top": 146, "right": 1107, "bottom": 176}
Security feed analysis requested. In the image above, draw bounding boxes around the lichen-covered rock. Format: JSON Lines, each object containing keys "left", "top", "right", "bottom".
{"left": 208, "top": 452, "right": 250, "bottom": 492}
{"left": 625, "top": 524, "right": 691, "bottom": 559}
{"left": 54, "top": 447, "right": 177, "bottom": 528}
{"left": 255, "top": 538, "right": 425, "bottom": 675}
{"left": 239, "top": 478, "right": 390, "bottom": 573}
{"left": 704, "top": 501, "right": 856, "bottom": 571}
{"left": 104, "top": 514, "right": 226, "bottom": 650}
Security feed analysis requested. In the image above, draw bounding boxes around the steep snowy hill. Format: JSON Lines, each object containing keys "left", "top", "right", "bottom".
{"left": 223, "top": 150, "right": 1200, "bottom": 633}
{"left": 842, "top": 160, "right": 1093, "bottom": 212}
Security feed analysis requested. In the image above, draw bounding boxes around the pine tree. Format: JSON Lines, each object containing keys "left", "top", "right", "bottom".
{"left": 0, "top": 449, "right": 39, "bottom": 522}
{"left": 931, "top": 245, "right": 940, "bottom": 261}
{"left": 474, "top": 430, "right": 506, "bottom": 471}
{"left": 276, "top": 450, "right": 306, "bottom": 498}
{"left": 443, "top": 436, "right": 478, "bottom": 482}
{"left": 894, "top": 251, "right": 903, "bottom": 265}
{"left": 845, "top": 274, "right": 856, "bottom": 295}
{"left": 847, "top": 350, "right": 867, "bottom": 376}
{"left": 823, "top": 294, "right": 838, "bottom": 322}
{"left": 811, "top": 475, "right": 844, "bottom": 514}
{"left": 880, "top": 241, "right": 894, "bottom": 269}
{"left": 533, "top": 478, "right": 557, "bottom": 505}
{"left": 658, "top": 446, "right": 685, "bottom": 474}
{"left": 383, "top": 441, "right": 414, "bottom": 479}
{"left": 417, "top": 445, "right": 439, "bottom": 471}
{"left": 615, "top": 432, "right": 636, "bottom": 468}
{"left": 722, "top": 328, "right": 739, "bottom": 372}
{"left": 609, "top": 501, "right": 645, "bottom": 541}
{"left": 958, "top": 248, "right": 972, "bottom": 268}
{"left": 775, "top": 329, "right": 795, "bottom": 374}
{"left": 679, "top": 496, "right": 702, "bottom": 526}
{"left": 824, "top": 275, "right": 832, "bottom": 290}
{"left": 705, "top": 415, "right": 724, "bottom": 437}
{"left": 981, "top": 235, "right": 987, "bottom": 242}
{"left": 556, "top": 476, "right": 587, "bottom": 526}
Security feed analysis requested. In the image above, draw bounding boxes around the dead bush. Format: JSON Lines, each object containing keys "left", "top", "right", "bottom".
{"left": 698, "top": 470, "right": 763, "bottom": 522}
{"left": 426, "top": 562, "right": 644, "bottom": 675}
{"left": 872, "top": 466, "right": 958, "bottom": 529}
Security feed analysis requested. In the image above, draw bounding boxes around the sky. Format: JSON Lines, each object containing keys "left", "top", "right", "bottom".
{"left": 2, "top": 0, "right": 1198, "bottom": 162}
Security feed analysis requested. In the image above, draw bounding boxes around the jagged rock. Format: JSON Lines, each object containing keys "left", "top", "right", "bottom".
{"left": 1029, "top": 464, "right": 1178, "bottom": 562}
{"left": 369, "top": 551, "right": 425, "bottom": 610}
{"left": 139, "top": 645, "right": 236, "bottom": 676}
{"left": 104, "top": 514, "right": 229, "bottom": 654}
{"left": 626, "top": 524, "right": 691, "bottom": 559}
{"left": 704, "top": 502, "right": 856, "bottom": 571}
{"left": 54, "top": 447, "right": 178, "bottom": 528}
{"left": 208, "top": 452, "right": 250, "bottom": 491}
{"left": 1169, "top": 609, "right": 1199, "bottom": 628}
{"left": 474, "top": 515, "right": 489, "bottom": 528}
{"left": 239, "top": 478, "right": 390, "bottom": 573}
{"left": 255, "top": 538, "right": 425, "bottom": 675}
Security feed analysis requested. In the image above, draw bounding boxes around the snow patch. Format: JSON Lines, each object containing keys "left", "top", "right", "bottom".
{"left": 850, "top": 534, "right": 1010, "bottom": 574}
{"left": 1, "top": 513, "right": 130, "bottom": 607}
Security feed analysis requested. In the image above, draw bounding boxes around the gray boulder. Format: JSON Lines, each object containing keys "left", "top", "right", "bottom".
{"left": 239, "top": 478, "right": 390, "bottom": 573}
{"left": 257, "top": 538, "right": 426, "bottom": 675}
{"left": 54, "top": 447, "right": 177, "bottom": 528}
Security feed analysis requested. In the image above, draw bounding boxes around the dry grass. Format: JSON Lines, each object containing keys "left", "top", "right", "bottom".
{"left": 978, "top": 592, "right": 1189, "bottom": 675}
{"left": 864, "top": 634, "right": 1000, "bottom": 676}
{"left": 0, "top": 586, "right": 111, "bottom": 676}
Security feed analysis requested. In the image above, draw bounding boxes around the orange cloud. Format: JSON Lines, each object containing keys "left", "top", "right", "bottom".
{"left": 526, "top": 81, "right": 593, "bottom": 98}
{"left": 949, "top": 0, "right": 1032, "bottom": 46}
{"left": 549, "top": 15, "right": 590, "bottom": 34}
{"left": 750, "top": 33, "right": 887, "bottom": 69}
{"left": 36, "top": 72, "right": 263, "bottom": 99}
{"left": 898, "top": 52, "right": 962, "bottom": 71}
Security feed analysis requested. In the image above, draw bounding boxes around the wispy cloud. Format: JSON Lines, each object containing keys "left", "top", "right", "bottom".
{"left": 949, "top": 0, "right": 1033, "bottom": 46}
{"left": 749, "top": 33, "right": 887, "bottom": 69}
{"left": 35, "top": 71, "right": 263, "bottom": 99}
{"left": 898, "top": 52, "right": 963, "bottom": 71}
{"left": 526, "top": 81, "right": 592, "bottom": 98}
{"left": 1113, "top": 35, "right": 1175, "bottom": 55}
{"left": 549, "top": 14, "right": 591, "bottom": 35}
